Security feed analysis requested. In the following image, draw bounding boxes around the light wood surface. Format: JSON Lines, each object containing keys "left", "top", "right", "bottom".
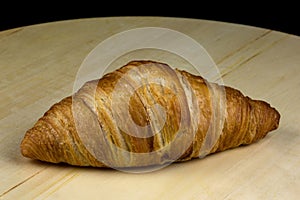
{"left": 1, "top": 17, "right": 299, "bottom": 200}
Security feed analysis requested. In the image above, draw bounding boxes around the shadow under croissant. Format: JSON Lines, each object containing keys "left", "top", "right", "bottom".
{"left": 25, "top": 137, "right": 270, "bottom": 174}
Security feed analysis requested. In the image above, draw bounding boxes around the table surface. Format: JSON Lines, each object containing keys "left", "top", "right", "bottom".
{"left": 0, "top": 16, "right": 299, "bottom": 200}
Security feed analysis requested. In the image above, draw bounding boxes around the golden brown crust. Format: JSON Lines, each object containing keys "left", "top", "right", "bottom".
{"left": 20, "top": 60, "right": 280, "bottom": 168}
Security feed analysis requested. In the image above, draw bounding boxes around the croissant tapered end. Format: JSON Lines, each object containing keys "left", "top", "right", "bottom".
{"left": 20, "top": 97, "right": 72, "bottom": 164}
{"left": 213, "top": 86, "right": 281, "bottom": 154}
{"left": 20, "top": 97, "right": 106, "bottom": 167}
{"left": 249, "top": 99, "right": 280, "bottom": 142}
{"left": 20, "top": 124, "right": 58, "bottom": 163}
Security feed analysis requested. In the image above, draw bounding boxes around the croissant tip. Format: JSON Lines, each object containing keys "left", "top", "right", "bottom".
{"left": 261, "top": 102, "right": 281, "bottom": 134}
{"left": 20, "top": 144, "right": 29, "bottom": 157}
{"left": 20, "top": 132, "right": 34, "bottom": 159}
{"left": 20, "top": 126, "right": 48, "bottom": 161}
{"left": 272, "top": 107, "right": 281, "bottom": 131}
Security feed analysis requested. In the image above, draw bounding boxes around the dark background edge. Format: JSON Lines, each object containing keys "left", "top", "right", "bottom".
{"left": 1, "top": 2, "right": 299, "bottom": 36}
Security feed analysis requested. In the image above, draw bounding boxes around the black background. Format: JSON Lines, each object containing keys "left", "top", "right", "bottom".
{"left": 1, "top": 2, "right": 299, "bottom": 36}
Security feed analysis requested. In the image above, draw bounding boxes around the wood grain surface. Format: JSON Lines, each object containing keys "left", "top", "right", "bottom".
{"left": 0, "top": 17, "right": 299, "bottom": 200}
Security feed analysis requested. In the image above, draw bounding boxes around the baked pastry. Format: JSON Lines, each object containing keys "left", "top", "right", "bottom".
{"left": 20, "top": 60, "right": 280, "bottom": 168}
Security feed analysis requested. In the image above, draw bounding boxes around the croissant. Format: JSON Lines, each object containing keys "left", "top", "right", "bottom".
{"left": 20, "top": 60, "right": 280, "bottom": 169}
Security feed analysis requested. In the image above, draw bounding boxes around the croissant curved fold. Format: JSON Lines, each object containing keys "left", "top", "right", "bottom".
{"left": 20, "top": 60, "right": 280, "bottom": 168}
